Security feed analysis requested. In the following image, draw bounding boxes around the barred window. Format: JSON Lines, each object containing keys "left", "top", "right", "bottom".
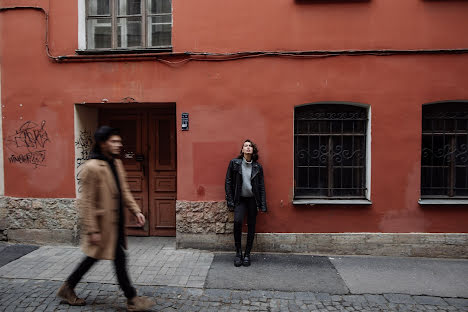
{"left": 86, "top": 0, "right": 172, "bottom": 50}
{"left": 294, "top": 104, "right": 368, "bottom": 199}
{"left": 421, "top": 102, "right": 468, "bottom": 198}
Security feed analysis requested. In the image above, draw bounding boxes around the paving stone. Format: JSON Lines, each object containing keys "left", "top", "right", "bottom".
{"left": 444, "top": 298, "right": 468, "bottom": 308}
{"left": 204, "top": 288, "right": 231, "bottom": 298}
{"left": 295, "top": 292, "right": 316, "bottom": 301}
{"left": 414, "top": 296, "right": 449, "bottom": 306}
{"left": 364, "top": 294, "right": 388, "bottom": 304}
{"left": 272, "top": 291, "right": 295, "bottom": 300}
{"left": 384, "top": 293, "right": 416, "bottom": 304}
{"left": 342, "top": 295, "right": 367, "bottom": 303}
{"left": 315, "top": 293, "right": 332, "bottom": 302}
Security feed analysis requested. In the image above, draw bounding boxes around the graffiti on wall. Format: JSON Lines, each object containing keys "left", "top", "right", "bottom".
{"left": 75, "top": 130, "right": 93, "bottom": 168}
{"left": 6, "top": 120, "right": 50, "bottom": 168}
{"left": 8, "top": 151, "right": 47, "bottom": 166}
{"left": 75, "top": 129, "right": 94, "bottom": 193}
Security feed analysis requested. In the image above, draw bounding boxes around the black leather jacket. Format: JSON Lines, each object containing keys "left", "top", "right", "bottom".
{"left": 225, "top": 158, "right": 267, "bottom": 212}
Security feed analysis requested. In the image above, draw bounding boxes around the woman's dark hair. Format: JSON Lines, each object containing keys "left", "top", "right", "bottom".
{"left": 237, "top": 139, "right": 259, "bottom": 161}
{"left": 91, "top": 126, "right": 120, "bottom": 155}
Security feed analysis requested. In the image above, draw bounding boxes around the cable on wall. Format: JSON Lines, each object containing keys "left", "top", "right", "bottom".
{"left": 2, "top": 6, "right": 468, "bottom": 66}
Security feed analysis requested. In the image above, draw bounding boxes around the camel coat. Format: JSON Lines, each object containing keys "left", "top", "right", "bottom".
{"left": 78, "top": 158, "right": 141, "bottom": 260}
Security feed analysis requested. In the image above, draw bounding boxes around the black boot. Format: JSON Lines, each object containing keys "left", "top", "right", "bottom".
{"left": 243, "top": 235, "right": 254, "bottom": 267}
{"left": 234, "top": 242, "right": 243, "bottom": 267}
{"left": 243, "top": 253, "right": 251, "bottom": 267}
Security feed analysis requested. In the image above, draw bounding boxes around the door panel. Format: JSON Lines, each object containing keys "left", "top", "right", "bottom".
{"left": 127, "top": 176, "right": 143, "bottom": 192}
{"left": 99, "top": 108, "right": 176, "bottom": 237}
{"left": 154, "top": 199, "right": 176, "bottom": 228}
{"left": 100, "top": 111, "right": 149, "bottom": 236}
{"left": 149, "top": 112, "right": 177, "bottom": 236}
{"left": 154, "top": 116, "right": 176, "bottom": 171}
{"left": 154, "top": 176, "right": 176, "bottom": 192}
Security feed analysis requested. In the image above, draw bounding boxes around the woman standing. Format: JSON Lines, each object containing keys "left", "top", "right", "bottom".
{"left": 225, "top": 139, "right": 267, "bottom": 267}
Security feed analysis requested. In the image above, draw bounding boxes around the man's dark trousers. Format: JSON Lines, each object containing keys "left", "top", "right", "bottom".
{"left": 66, "top": 239, "right": 136, "bottom": 299}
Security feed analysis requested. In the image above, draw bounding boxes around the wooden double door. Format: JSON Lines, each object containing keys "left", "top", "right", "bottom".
{"left": 100, "top": 108, "right": 176, "bottom": 236}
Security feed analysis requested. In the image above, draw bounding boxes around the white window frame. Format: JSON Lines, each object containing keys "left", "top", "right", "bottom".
{"left": 77, "top": 0, "right": 172, "bottom": 51}
{"left": 78, "top": 0, "right": 86, "bottom": 50}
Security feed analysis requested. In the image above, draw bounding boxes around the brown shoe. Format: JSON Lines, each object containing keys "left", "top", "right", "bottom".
{"left": 57, "top": 282, "right": 86, "bottom": 306}
{"left": 127, "top": 296, "right": 155, "bottom": 311}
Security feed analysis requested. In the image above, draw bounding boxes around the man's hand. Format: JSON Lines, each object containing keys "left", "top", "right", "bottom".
{"left": 89, "top": 233, "right": 101, "bottom": 245}
{"left": 135, "top": 212, "right": 146, "bottom": 227}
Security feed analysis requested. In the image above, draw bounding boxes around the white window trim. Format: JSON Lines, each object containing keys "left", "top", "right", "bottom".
{"left": 366, "top": 105, "right": 372, "bottom": 201}
{"left": 293, "top": 199, "right": 372, "bottom": 205}
{"left": 292, "top": 102, "right": 372, "bottom": 204}
{"left": 418, "top": 199, "right": 468, "bottom": 205}
{"left": 77, "top": 0, "right": 173, "bottom": 51}
{"left": 78, "top": 0, "right": 86, "bottom": 50}
{"left": 74, "top": 104, "right": 98, "bottom": 196}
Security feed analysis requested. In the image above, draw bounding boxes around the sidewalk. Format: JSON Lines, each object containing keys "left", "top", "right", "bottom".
{"left": 0, "top": 237, "right": 467, "bottom": 311}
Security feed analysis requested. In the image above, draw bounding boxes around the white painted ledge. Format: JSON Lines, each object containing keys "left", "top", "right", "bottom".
{"left": 418, "top": 199, "right": 468, "bottom": 205}
{"left": 293, "top": 199, "right": 372, "bottom": 205}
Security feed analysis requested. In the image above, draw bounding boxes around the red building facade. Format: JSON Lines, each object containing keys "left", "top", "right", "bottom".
{"left": 1, "top": 0, "right": 467, "bottom": 257}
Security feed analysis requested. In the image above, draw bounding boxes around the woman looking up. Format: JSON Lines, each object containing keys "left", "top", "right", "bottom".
{"left": 225, "top": 139, "right": 267, "bottom": 267}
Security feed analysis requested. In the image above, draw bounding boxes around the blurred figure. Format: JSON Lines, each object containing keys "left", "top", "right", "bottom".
{"left": 57, "top": 126, "right": 154, "bottom": 311}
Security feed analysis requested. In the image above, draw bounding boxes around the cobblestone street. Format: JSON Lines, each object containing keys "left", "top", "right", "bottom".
{"left": 0, "top": 238, "right": 467, "bottom": 311}
{"left": 1, "top": 278, "right": 467, "bottom": 312}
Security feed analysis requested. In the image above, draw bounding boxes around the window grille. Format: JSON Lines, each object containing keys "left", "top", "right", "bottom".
{"left": 421, "top": 102, "right": 468, "bottom": 198}
{"left": 294, "top": 104, "right": 367, "bottom": 199}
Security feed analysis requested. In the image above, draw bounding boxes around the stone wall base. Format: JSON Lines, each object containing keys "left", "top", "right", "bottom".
{"left": 176, "top": 232, "right": 468, "bottom": 258}
{"left": 0, "top": 196, "right": 79, "bottom": 245}
{"left": 2, "top": 195, "right": 467, "bottom": 258}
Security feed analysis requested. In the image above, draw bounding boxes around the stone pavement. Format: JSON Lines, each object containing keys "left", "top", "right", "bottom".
{"left": 0, "top": 244, "right": 38, "bottom": 268}
{"left": 0, "top": 237, "right": 467, "bottom": 312}
{"left": 0, "top": 238, "right": 213, "bottom": 288}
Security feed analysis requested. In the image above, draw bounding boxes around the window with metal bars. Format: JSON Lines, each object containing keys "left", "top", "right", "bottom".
{"left": 294, "top": 104, "right": 368, "bottom": 199}
{"left": 421, "top": 102, "right": 468, "bottom": 198}
{"left": 86, "top": 0, "right": 172, "bottom": 50}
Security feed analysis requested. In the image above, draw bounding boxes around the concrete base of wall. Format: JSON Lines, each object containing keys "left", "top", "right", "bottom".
{"left": 8, "top": 229, "right": 78, "bottom": 245}
{"left": 176, "top": 232, "right": 468, "bottom": 259}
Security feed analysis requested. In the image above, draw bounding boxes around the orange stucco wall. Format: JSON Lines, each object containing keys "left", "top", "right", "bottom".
{"left": 1, "top": 0, "right": 468, "bottom": 233}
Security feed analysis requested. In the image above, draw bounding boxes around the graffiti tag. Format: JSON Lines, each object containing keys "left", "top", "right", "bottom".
{"left": 75, "top": 129, "right": 94, "bottom": 193}
{"left": 6, "top": 120, "right": 50, "bottom": 168}
{"left": 8, "top": 150, "right": 47, "bottom": 168}
{"left": 75, "top": 130, "right": 93, "bottom": 169}
{"left": 12, "top": 120, "right": 50, "bottom": 150}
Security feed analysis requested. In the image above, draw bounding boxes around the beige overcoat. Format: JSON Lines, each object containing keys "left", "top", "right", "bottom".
{"left": 78, "top": 158, "right": 141, "bottom": 260}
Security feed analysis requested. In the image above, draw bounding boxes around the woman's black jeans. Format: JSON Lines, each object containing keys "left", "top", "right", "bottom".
{"left": 233, "top": 196, "right": 257, "bottom": 255}
{"left": 66, "top": 241, "right": 136, "bottom": 299}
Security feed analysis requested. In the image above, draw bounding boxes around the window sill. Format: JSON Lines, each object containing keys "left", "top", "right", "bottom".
{"left": 418, "top": 199, "right": 468, "bottom": 205}
{"left": 293, "top": 199, "right": 372, "bottom": 205}
{"left": 75, "top": 48, "right": 173, "bottom": 55}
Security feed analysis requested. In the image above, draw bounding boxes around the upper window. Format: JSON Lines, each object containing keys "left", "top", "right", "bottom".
{"left": 421, "top": 102, "right": 468, "bottom": 199}
{"left": 86, "top": 0, "right": 172, "bottom": 50}
{"left": 294, "top": 104, "right": 368, "bottom": 200}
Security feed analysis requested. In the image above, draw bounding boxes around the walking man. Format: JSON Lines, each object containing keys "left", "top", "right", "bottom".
{"left": 57, "top": 126, "right": 155, "bottom": 311}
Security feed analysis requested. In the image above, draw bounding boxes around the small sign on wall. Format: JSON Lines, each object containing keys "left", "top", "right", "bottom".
{"left": 182, "top": 113, "right": 189, "bottom": 131}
